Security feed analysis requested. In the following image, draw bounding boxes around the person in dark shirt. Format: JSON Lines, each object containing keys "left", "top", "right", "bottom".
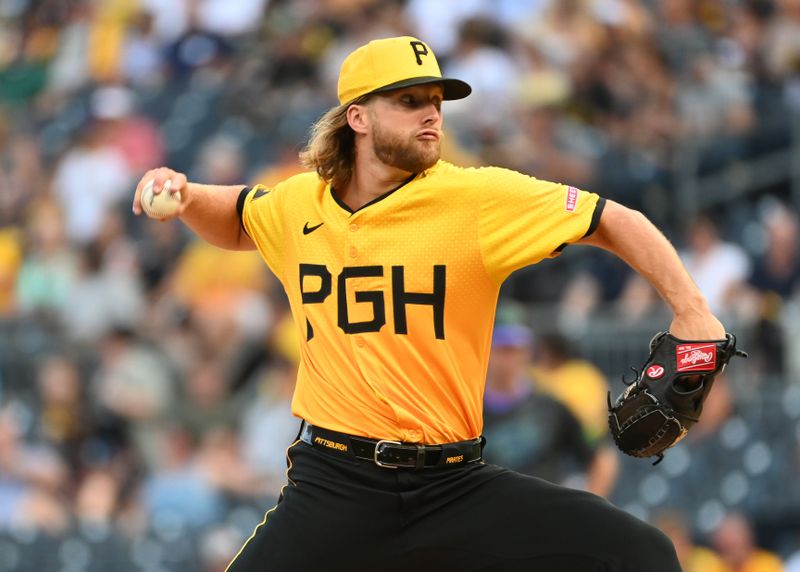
{"left": 482, "top": 324, "right": 596, "bottom": 488}
{"left": 748, "top": 204, "right": 800, "bottom": 298}
{"left": 745, "top": 204, "right": 800, "bottom": 376}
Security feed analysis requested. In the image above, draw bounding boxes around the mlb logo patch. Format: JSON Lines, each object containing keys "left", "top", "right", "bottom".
{"left": 565, "top": 186, "right": 579, "bottom": 212}
{"left": 676, "top": 343, "right": 717, "bottom": 372}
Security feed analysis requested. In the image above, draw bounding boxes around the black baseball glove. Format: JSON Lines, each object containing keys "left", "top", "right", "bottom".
{"left": 608, "top": 331, "right": 747, "bottom": 464}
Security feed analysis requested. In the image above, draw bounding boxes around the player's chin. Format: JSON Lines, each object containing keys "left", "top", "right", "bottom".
{"left": 415, "top": 136, "right": 440, "bottom": 150}
{"left": 388, "top": 141, "right": 440, "bottom": 172}
{"left": 414, "top": 141, "right": 440, "bottom": 165}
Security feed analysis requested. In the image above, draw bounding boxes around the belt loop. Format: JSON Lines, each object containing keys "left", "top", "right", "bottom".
{"left": 415, "top": 444, "right": 426, "bottom": 471}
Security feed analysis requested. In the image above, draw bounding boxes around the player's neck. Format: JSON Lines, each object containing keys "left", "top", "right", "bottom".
{"left": 337, "top": 155, "right": 413, "bottom": 211}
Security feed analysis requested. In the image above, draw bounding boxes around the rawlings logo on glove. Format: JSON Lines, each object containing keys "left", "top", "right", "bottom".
{"left": 676, "top": 344, "right": 716, "bottom": 371}
{"left": 607, "top": 332, "right": 747, "bottom": 464}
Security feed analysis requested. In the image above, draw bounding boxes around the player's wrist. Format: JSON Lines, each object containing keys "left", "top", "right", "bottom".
{"left": 181, "top": 181, "right": 200, "bottom": 211}
{"left": 669, "top": 310, "right": 726, "bottom": 341}
{"left": 668, "top": 291, "right": 709, "bottom": 317}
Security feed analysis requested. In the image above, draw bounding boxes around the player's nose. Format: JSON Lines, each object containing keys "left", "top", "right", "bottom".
{"left": 422, "top": 105, "right": 441, "bottom": 125}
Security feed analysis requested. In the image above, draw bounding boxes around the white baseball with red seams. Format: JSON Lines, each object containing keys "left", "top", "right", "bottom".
{"left": 141, "top": 179, "right": 181, "bottom": 218}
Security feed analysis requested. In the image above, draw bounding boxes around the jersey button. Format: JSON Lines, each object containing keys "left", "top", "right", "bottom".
{"left": 349, "top": 246, "right": 358, "bottom": 259}
{"left": 406, "top": 429, "right": 421, "bottom": 441}
{"left": 349, "top": 223, "right": 358, "bottom": 232}
{"left": 355, "top": 337, "right": 365, "bottom": 348}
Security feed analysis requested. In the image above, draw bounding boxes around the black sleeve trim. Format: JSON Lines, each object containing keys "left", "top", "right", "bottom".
{"left": 236, "top": 186, "right": 251, "bottom": 237}
{"left": 552, "top": 196, "right": 607, "bottom": 255}
{"left": 582, "top": 197, "right": 607, "bottom": 239}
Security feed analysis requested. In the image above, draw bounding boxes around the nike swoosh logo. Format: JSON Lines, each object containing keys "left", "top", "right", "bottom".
{"left": 252, "top": 188, "right": 271, "bottom": 200}
{"left": 303, "top": 222, "right": 324, "bottom": 235}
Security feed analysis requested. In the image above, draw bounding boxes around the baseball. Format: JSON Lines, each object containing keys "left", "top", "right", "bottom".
{"left": 141, "top": 178, "right": 181, "bottom": 218}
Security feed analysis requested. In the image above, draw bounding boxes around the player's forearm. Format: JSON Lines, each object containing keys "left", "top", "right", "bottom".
{"left": 133, "top": 168, "right": 255, "bottom": 251}
{"left": 580, "top": 200, "right": 720, "bottom": 332}
{"left": 180, "top": 183, "right": 254, "bottom": 251}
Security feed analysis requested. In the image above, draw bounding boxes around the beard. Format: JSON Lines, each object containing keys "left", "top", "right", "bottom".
{"left": 371, "top": 120, "right": 440, "bottom": 173}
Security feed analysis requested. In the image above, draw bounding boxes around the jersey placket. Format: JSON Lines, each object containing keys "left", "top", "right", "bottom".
{"left": 341, "top": 214, "right": 392, "bottom": 419}
{"left": 344, "top": 214, "right": 365, "bottom": 350}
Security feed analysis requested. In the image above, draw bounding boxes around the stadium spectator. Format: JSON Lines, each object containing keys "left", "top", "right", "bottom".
{"left": 51, "top": 122, "right": 132, "bottom": 245}
{"left": 0, "top": 129, "right": 46, "bottom": 228}
{"left": 711, "top": 512, "right": 784, "bottom": 572}
{"left": 529, "top": 332, "right": 612, "bottom": 445}
{"left": 0, "top": 405, "right": 68, "bottom": 530}
{"left": 0, "top": 226, "right": 21, "bottom": 317}
{"left": 240, "top": 354, "right": 300, "bottom": 500}
{"left": 680, "top": 215, "right": 751, "bottom": 316}
{"left": 93, "top": 327, "right": 174, "bottom": 468}
{"left": 482, "top": 324, "right": 615, "bottom": 497}
{"left": 90, "top": 84, "right": 166, "bottom": 174}
{"left": 515, "top": 0, "right": 607, "bottom": 71}
{"left": 654, "top": 510, "right": 727, "bottom": 572}
{"left": 744, "top": 201, "right": 800, "bottom": 376}
{"left": 142, "top": 424, "right": 226, "bottom": 530}
{"left": 170, "top": 239, "right": 273, "bottom": 358}
{"left": 500, "top": 72, "right": 596, "bottom": 189}
{"left": 528, "top": 331, "right": 620, "bottom": 496}
{"left": 15, "top": 198, "right": 78, "bottom": 320}
{"left": 60, "top": 239, "right": 145, "bottom": 344}
{"left": 444, "top": 17, "right": 520, "bottom": 131}
{"left": 133, "top": 215, "right": 188, "bottom": 296}
{"left": 763, "top": 0, "right": 800, "bottom": 84}
{"left": 120, "top": 8, "right": 166, "bottom": 87}
{"left": 33, "top": 354, "right": 91, "bottom": 469}
{"left": 748, "top": 201, "right": 800, "bottom": 300}
{"left": 173, "top": 355, "right": 239, "bottom": 441}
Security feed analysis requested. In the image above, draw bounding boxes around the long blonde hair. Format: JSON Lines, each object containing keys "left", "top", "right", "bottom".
{"left": 299, "top": 95, "right": 370, "bottom": 191}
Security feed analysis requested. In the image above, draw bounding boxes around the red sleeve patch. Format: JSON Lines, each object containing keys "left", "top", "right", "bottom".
{"left": 565, "top": 186, "right": 579, "bottom": 212}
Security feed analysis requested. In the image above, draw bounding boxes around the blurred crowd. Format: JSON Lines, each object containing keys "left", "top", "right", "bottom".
{"left": 1, "top": 0, "right": 800, "bottom": 570}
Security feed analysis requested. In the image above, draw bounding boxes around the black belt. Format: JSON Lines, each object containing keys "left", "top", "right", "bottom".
{"left": 299, "top": 421, "right": 483, "bottom": 470}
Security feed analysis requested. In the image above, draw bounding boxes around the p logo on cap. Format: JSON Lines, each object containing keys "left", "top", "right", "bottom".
{"left": 337, "top": 36, "right": 472, "bottom": 105}
{"left": 410, "top": 41, "right": 429, "bottom": 65}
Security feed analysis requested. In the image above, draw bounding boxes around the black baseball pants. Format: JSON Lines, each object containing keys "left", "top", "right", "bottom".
{"left": 226, "top": 440, "right": 680, "bottom": 571}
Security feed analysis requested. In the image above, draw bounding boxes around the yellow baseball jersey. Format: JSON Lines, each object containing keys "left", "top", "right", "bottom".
{"left": 239, "top": 160, "right": 604, "bottom": 444}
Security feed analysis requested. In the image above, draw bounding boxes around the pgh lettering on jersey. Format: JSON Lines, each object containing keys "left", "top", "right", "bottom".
{"left": 299, "top": 263, "right": 445, "bottom": 340}
{"left": 238, "top": 161, "right": 604, "bottom": 444}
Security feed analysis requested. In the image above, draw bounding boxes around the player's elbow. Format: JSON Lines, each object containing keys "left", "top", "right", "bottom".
{"left": 580, "top": 201, "right": 652, "bottom": 251}
{"left": 235, "top": 229, "right": 257, "bottom": 251}
{"left": 197, "top": 228, "right": 256, "bottom": 251}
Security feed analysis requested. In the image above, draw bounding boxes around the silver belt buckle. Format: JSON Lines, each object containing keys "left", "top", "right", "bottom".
{"left": 374, "top": 439, "right": 402, "bottom": 468}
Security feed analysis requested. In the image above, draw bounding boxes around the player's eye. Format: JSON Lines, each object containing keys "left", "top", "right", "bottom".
{"left": 399, "top": 94, "right": 442, "bottom": 111}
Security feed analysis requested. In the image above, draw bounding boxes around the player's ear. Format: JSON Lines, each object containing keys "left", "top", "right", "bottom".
{"left": 346, "top": 103, "right": 370, "bottom": 135}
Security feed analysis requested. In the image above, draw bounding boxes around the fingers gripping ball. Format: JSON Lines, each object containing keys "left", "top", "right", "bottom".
{"left": 607, "top": 332, "right": 747, "bottom": 464}
{"left": 141, "top": 179, "right": 181, "bottom": 218}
